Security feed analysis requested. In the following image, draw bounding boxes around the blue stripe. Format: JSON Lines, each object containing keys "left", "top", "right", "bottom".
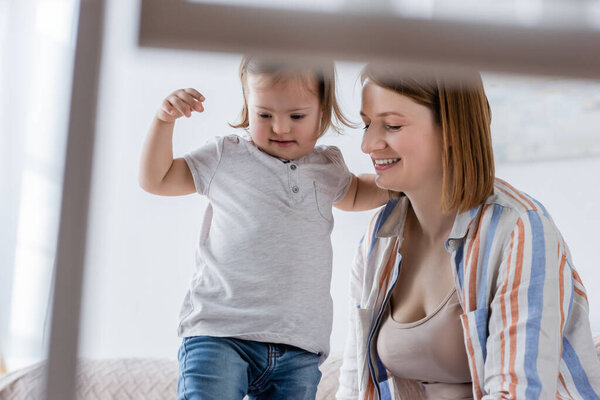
{"left": 528, "top": 195, "right": 550, "bottom": 219}
{"left": 475, "top": 205, "right": 504, "bottom": 361}
{"left": 566, "top": 259, "right": 574, "bottom": 317}
{"left": 470, "top": 205, "right": 480, "bottom": 218}
{"left": 563, "top": 338, "right": 600, "bottom": 399}
{"left": 375, "top": 356, "right": 392, "bottom": 399}
{"left": 368, "top": 198, "right": 399, "bottom": 257}
{"left": 455, "top": 243, "right": 464, "bottom": 291}
{"left": 375, "top": 353, "right": 387, "bottom": 381}
{"left": 366, "top": 253, "right": 402, "bottom": 400}
{"left": 524, "top": 211, "right": 545, "bottom": 399}
{"left": 477, "top": 205, "right": 503, "bottom": 309}
{"left": 378, "top": 382, "right": 392, "bottom": 400}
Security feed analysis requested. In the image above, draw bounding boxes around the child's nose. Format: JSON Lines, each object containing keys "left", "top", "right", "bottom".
{"left": 272, "top": 118, "right": 291, "bottom": 135}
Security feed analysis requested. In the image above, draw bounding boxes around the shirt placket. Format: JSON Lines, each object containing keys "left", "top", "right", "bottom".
{"left": 288, "top": 162, "right": 300, "bottom": 203}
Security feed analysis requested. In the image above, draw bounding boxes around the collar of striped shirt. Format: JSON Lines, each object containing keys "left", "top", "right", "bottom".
{"left": 374, "top": 195, "right": 483, "bottom": 243}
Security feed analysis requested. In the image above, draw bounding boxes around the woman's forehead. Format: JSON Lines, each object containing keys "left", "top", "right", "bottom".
{"left": 361, "top": 82, "right": 429, "bottom": 117}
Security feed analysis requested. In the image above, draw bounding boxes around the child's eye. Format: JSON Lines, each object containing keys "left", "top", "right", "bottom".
{"left": 386, "top": 125, "right": 402, "bottom": 131}
{"left": 362, "top": 124, "right": 370, "bottom": 131}
{"left": 258, "top": 113, "right": 271, "bottom": 119}
{"left": 291, "top": 114, "right": 305, "bottom": 120}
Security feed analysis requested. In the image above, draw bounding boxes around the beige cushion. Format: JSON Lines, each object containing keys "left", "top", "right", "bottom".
{"left": 1, "top": 334, "right": 599, "bottom": 399}
{"left": 0, "top": 355, "right": 342, "bottom": 400}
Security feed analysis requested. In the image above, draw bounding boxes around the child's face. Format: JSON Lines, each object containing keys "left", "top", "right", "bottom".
{"left": 246, "top": 73, "right": 322, "bottom": 160}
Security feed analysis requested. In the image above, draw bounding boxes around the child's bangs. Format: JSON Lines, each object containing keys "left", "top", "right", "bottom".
{"left": 250, "top": 69, "right": 320, "bottom": 98}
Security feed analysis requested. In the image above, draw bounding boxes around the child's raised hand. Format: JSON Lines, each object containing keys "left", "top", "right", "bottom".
{"left": 156, "top": 88, "right": 205, "bottom": 123}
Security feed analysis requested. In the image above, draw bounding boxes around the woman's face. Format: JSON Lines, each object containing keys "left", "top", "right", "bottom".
{"left": 360, "top": 81, "right": 444, "bottom": 193}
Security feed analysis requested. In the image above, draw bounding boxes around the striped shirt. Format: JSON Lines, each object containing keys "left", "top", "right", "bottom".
{"left": 337, "top": 178, "right": 600, "bottom": 399}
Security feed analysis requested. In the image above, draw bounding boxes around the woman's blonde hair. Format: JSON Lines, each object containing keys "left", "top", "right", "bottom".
{"left": 230, "top": 55, "right": 352, "bottom": 136}
{"left": 361, "top": 64, "right": 495, "bottom": 213}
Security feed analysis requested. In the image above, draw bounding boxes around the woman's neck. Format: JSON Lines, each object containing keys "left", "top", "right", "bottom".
{"left": 404, "top": 186, "right": 456, "bottom": 245}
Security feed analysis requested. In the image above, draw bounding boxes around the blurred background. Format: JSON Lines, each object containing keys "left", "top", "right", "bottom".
{"left": 1, "top": 0, "right": 599, "bottom": 376}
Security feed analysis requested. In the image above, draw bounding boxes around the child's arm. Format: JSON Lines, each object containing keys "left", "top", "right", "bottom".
{"left": 334, "top": 174, "right": 390, "bottom": 211}
{"left": 139, "top": 88, "right": 205, "bottom": 196}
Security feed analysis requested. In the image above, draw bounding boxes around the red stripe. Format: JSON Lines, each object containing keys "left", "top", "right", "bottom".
{"left": 559, "top": 372, "right": 575, "bottom": 399}
{"left": 364, "top": 214, "right": 379, "bottom": 259}
{"left": 462, "top": 314, "right": 484, "bottom": 399}
{"left": 559, "top": 251, "right": 567, "bottom": 350}
{"left": 496, "top": 178, "right": 537, "bottom": 211}
{"left": 499, "top": 230, "right": 516, "bottom": 390}
{"left": 572, "top": 269, "right": 584, "bottom": 285}
{"left": 508, "top": 219, "right": 526, "bottom": 397}
{"left": 495, "top": 185, "right": 529, "bottom": 211}
{"left": 574, "top": 286, "right": 588, "bottom": 303}
{"left": 572, "top": 270, "right": 589, "bottom": 303}
{"left": 376, "top": 241, "right": 398, "bottom": 296}
{"left": 366, "top": 378, "right": 375, "bottom": 400}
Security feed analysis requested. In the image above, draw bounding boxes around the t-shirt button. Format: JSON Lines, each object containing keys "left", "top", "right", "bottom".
{"left": 290, "top": 164, "right": 297, "bottom": 170}
{"left": 292, "top": 186, "right": 299, "bottom": 193}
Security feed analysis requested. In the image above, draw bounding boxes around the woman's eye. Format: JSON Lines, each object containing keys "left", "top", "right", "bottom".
{"left": 291, "top": 114, "right": 305, "bottom": 120}
{"left": 386, "top": 125, "right": 402, "bottom": 131}
{"left": 362, "top": 124, "right": 370, "bottom": 131}
{"left": 258, "top": 113, "right": 271, "bottom": 119}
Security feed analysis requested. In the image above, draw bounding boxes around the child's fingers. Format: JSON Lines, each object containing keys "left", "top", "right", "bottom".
{"left": 169, "top": 96, "right": 192, "bottom": 118}
{"left": 160, "top": 100, "right": 178, "bottom": 117}
{"left": 183, "top": 88, "right": 205, "bottom": 104}
{"left": 178, "top": 91, "right": 204, "bottom": 113}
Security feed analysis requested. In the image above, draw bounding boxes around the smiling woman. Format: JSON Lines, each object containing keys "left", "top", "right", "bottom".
{"left": 337, "top": 64, "right": 600, "bottom": 400}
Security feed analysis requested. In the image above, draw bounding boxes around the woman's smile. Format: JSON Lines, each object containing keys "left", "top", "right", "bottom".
{"left": 372, "top": 157, "right": 401, "bottom": 171}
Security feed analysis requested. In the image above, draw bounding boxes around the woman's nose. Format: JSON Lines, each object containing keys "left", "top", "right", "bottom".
{"left": 361, "top": 125, "right": 385, "bottom": 154}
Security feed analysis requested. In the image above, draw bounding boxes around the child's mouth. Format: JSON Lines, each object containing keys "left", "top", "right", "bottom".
{"left": 271, "top": 140, "right": 296, "bottom": 147}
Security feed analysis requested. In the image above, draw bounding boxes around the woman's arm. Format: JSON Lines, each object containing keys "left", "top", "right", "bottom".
{"left": 478, "top": 211, "right": 569, "bottom": 399}
{"left": 334, "top": 174, "right": 390, "bottom": 211}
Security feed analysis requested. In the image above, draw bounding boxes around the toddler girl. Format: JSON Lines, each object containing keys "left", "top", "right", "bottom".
{"left": 139, "top": 56, "right": 388, "bottom": 400}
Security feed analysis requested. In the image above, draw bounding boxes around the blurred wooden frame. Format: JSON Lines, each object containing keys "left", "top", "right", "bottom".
{"left": 139, "top": 0, "right": 600, "bottom": 79}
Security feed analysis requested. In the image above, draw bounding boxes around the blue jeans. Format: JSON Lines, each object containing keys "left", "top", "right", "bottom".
{"left": 177, "top": 336, "right": 322, "bottom": 400}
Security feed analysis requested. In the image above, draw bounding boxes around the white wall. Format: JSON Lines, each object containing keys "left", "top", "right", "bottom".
{"left": 78, "top": 0, "right": 600, "bottom": 360}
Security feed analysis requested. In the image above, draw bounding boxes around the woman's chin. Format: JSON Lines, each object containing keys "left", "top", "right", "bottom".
{"left": 374, "top": 176, "right": 400, "bottom": 192}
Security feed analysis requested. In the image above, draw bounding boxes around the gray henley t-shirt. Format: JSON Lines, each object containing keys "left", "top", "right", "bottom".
{"left": 179, "top": 134, "right": 353, "bottom": 360}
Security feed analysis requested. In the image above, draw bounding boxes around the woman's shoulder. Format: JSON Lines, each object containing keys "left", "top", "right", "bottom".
{"left": 475, "top": 178, "right": 560, "bottom": 240}
{"left": 485, "top": 178, "right": 551, "bottom": 220}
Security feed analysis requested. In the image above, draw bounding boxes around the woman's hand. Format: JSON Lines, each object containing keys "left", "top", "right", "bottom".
{"left": 156, "top": 88, "right": 205, "bottom": 123}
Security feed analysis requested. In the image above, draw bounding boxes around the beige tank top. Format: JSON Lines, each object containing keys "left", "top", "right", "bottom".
{"left": 376, "top": 287, "right": 473, "bottom": 400}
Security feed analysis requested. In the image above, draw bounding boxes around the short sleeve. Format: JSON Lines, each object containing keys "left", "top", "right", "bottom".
{"left": 322, "top": 146, "right": 353, "bottom": 203}
{"left": 183, "top": 136, "right": 224, "bottom": 196}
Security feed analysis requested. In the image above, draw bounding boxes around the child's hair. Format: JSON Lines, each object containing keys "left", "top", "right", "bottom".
{"left": 230, "top": 55, "right": 352, "bottom": 136}
{"left": 361, "top": 64, "right": 495, "bottom": 213}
